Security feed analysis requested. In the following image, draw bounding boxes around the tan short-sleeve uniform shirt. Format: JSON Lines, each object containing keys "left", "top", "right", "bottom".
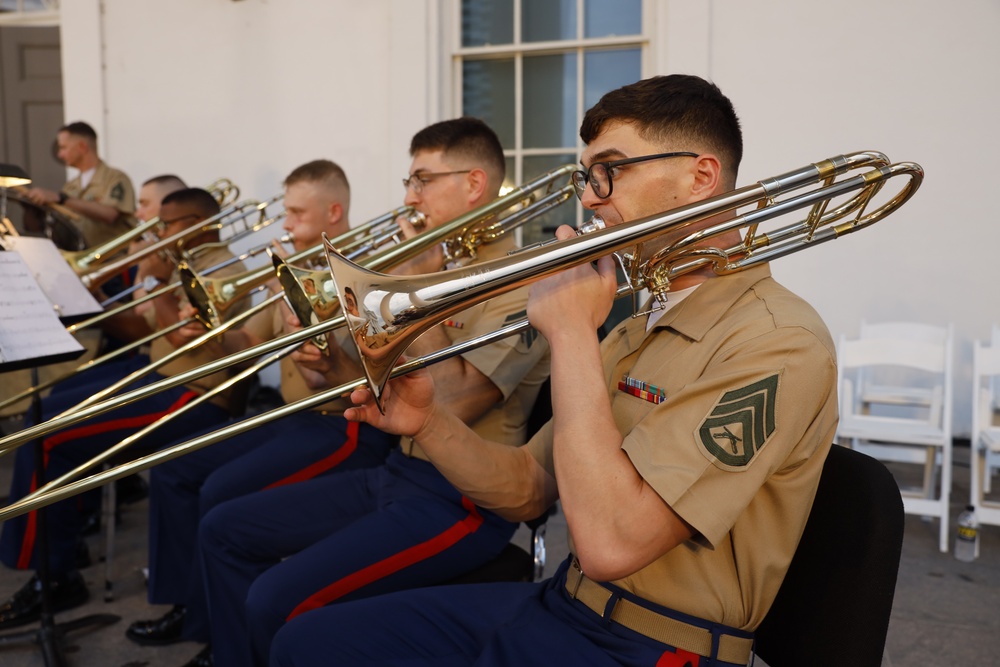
{"left": 528, "top": 264, "right": 837, "bottom": 631}
{"left": 62, "top": 160, "right": 136, "bottom": 247}
{"left": 242, "top": 291, "right": 360, "bottom": 413}
{"left": 404, "top": 236, "right": 551, "bottom": 456}
{"left": 148, "top": 246, "right": 249, "bottom": 412}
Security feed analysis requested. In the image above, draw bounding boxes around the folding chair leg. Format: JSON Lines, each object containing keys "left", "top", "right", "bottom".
{"left": 939, "top": 442, "right": 952, "bottom": 554}
{"left": 101, "top": 466, "right": 116, "bottom": 602}
{"left": 921, "top": 448, "right": 935, "bottom": 500}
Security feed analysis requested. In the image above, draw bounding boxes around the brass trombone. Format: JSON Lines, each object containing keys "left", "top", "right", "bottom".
{"left": 329, "top": 150, "right": 923, "bottom": 410}
{"left": 79, "top": 194, "right": 284, "bottom": 291}
{"left": 0, "top": 205, "right": 415, "bottom": 421}
{"left": 0, "top": 166, "right": 580, "bottom": 457}
{"left": 0, "top": 151, "right": 924, "bottom": 519}
{"left": 60, "top": 178, "right": 244, "bottom": 275}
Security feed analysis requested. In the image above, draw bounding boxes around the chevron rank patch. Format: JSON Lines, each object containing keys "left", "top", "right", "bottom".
{"left": 502, "top": 309, "right": 539, "bottom": 350}
{"left": 697, "top": 374, "right": 779, "bottom": 470}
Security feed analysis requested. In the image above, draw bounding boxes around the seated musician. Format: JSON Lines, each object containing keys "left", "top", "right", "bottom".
{"left": 0, "top": 187, "right": 249, "bottom": 629}
{"left": 269, "top": 75, "right": 840, "bottom": 667}
{"left": 156, "top": 118, "right": 552, "bottom": 667}
{"left": 23, "top": 121, "right": 136, "bottom": 250}
{"left": 124, "top": 160, "right": 399, "bottom": 661}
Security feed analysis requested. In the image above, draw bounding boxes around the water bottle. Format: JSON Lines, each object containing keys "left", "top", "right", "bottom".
{"left": 955, "top": 504, "right": 980, "bottom": 562}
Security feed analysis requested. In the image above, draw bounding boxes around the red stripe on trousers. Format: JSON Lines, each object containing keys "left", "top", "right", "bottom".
{"left": 656, "top": 648, "right": 701, "bottom": 666}
{"left": 286, "top": 495, "right": 485, "bottom": 621}
{"left": 16, "top": 389, "right": 199, "bottom": 570}
{"left": 262, "top": 420, "right": 360, "bottom": 490}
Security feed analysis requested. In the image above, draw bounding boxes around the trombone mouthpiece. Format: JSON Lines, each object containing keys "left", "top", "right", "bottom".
{"left": 577, "top": 215, "right": 606, "bottom": 234}
{"left": 407, "top": 211, "right": 427, "bottom": 230}
{"left": 278, "top": 232, "right": 294, "bottom": 244}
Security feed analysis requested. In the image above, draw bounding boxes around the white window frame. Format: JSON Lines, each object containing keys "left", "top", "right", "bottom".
{"left": 446, "top": 0, "right": 653, "bottom": 231}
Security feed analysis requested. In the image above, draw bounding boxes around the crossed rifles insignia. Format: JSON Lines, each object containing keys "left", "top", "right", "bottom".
{"left": 698, "top": 374, "right": 779, "bottom": 469}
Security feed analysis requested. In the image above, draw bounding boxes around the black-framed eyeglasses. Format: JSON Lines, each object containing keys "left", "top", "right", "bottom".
{"left": 158, "top": 213, "right": 199, "bottom": 232}
{"left": 571, "top": 152, "right": 699, "bottom": 200}
{"left": 402, "top": 170, "right": 471, "bottom": 194}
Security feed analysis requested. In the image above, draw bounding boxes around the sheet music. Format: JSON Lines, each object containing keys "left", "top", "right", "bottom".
{"left": 0, "top": 252, "right": 84, "bottom": 364}
{"left": 4, "top": 236, "right": 102, "bottom": 318}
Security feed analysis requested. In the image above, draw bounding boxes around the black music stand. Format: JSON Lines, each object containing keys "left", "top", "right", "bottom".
{"left": 0, "top": 195, "right": 120, "bottom": 664}
{"left": 0, "top": 365, "right": 120, "bottom": 665}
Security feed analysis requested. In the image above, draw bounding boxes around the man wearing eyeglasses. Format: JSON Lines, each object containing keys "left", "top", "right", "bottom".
{"left": 122, "top": 161, "right": 399, "bottom": 667}
{"left": 0, "top": 187, "right": 250, "bottom": 631}
{"left": 190, "top": 117, "right": 552, "bottom": 667}
{"left": 271, "top": 75, "right": 838, "bottom": 667}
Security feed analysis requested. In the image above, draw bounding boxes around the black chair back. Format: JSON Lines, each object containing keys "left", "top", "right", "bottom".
{"left": 754, "top": 445, "right": 904, "bottom": 667}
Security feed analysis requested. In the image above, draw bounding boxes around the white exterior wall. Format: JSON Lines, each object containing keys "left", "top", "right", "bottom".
{"left": 56, "top": 0, "right": 1000, "bottom": 435}
{"left": 59, "top": 0, "right": 437, "bottom": 225}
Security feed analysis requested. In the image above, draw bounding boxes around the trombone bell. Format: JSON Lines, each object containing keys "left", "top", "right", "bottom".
{"left": 272, "top": 253, "right": 341, "bottom": 354}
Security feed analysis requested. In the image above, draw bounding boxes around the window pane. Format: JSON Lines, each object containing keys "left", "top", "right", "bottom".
{"left": 520, "top": 154, "right": 578, "bottom": 247}
{"left": 462, "top": 0, "right": 514, "bottom": 47}
{"left": 584, "top": 48, "right": 641, "bottom": 111}
{"left": 584, "top": 0, "right": 641, "bottom": 38}
{"left": 522, "top": 0, "right": 576, "bottom": 43}
{"left": 463, "top": 59, "right": 516, "bottom": 148}
{"left": 523, "top": 53, "right": 576, "bottom": 148}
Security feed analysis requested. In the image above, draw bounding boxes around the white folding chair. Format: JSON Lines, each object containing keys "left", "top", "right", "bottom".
{"left": 983, "top": 325, "right": 1000, "bottom": 493}
{"left": 970, "top": 337, "right": 1000, "bottom": 530}
{"left": 836, "top": 322, "right": 954, "bottom": 552}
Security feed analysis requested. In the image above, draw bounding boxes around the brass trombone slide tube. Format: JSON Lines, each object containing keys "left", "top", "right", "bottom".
{"left": 60, "top": 179, "right": 243, "bottom": 274}
{"left": 0, "top": 320, "right": 191, "bottom": 414}
{"left": 339, "top": 210, "right": 426, "bottom": 261}
{"left": 0, "top": 292, "right": 284, "bottom": 458}
{"left": 456, "top": 182, "right": 575, "bottom": 251}
{"left": 67, "top": 213, "right": 291, "bottom": 333}
{"left": 179, "top": 206, "right": 416, "bottom": 328}
{"left": 28, "top": 338, "right": 303, "bottom": 501}
{"left": 0, "top": 208, "right": 405, "bottom": 451}
{"left": 28, "top": 242, "right": 348, "bottom": 494}
{"left": 363, "top": 165, "right": 576, "bottom": 273}
{"left": 99, "top": 229, "right": 293, "bottom": 308}
{"left": 80, "top": 195, "right": 281, "bottom": 290}
{"left": 645, "top": 161, "right": 922, "bottom": 285}
{"left": 96, "top": 212, "right": 289, "bottom": 309}
{"left": 0, "top": 319, "right": 531, "bottom": 521}
{"left": 0, "top": 314, "right": 344, "bottom": 456}
{"left": 4, "top": 207, "right": 415, "bottom": 451}
{"left": 62, "top": 215, "right": 165, "bottom": 274}
{"left": 4, "top": 233, "right": 296, "bottom": 411}
{"left": 59, "top": 292, "right": 282, "bottom": 413}
{"left": 326, "top": 152, "right": 923, "bottom": 409}
{"left": 0, "top": 178, "right": 580, "bottom": 452}
{"left": 0, "top": 208, "right": 412, "bottom": 452}
{"left": 181, "top": 209, "right": 287, "bottom": 262}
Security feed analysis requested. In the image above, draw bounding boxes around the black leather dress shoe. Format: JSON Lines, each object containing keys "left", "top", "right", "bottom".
{"left": 182, "top": 645, "right": 212, "bottom": 667}
{"left": 0, "top": 570, "right": 90, "bottom": 630}
{"left": 125, "top": 604, "right": 186, "bottom": 646}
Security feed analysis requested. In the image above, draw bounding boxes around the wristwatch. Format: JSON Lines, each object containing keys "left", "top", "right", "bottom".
{"left": 57, "top": 192, "right": 68, "bottom": 205}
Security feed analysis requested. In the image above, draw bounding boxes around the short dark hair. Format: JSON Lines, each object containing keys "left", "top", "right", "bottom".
{"left": 410, "top": 117, "right": 506, "bottom": 185}
{"left": 59, "top": 121, "right": 98, "bottom": 145}
{"left": 142, "top": 174, "right": 187, "bottom": 191}
{"left": 160, "top": 187, "right": 220, "bottom": 220}
{"left": 580, "top": 75, "right": 743, "bottom": 183}
{"left": 284, "top": 159, "right": 350, "bottom": 197}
